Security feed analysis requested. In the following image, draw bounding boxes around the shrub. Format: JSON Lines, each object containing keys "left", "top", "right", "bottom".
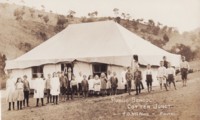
{"left": 13, "top": 8, "right": 25, "bottom": 21}
{"left": 43, "top": 15, "right": 49, "bottom": 24}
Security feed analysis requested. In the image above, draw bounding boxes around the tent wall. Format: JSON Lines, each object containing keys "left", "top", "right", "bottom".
{"left": 43, "top": 64, "right": 61, "bottom": 78}
{"left": 11, "top": 68, "right": 32, "bottom": 80}
{"left": 9, "top": 61, "right": 160, "bottom": 90}
{"left": 73, "top": 62, "right": 93, "bottom": 78}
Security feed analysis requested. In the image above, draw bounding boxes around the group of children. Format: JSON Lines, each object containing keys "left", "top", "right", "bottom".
{"left": 6, "top": 56, "right": 189, "bottom": 111}
{"left": 6, "top": 75, "right": 30, "bottom": 111}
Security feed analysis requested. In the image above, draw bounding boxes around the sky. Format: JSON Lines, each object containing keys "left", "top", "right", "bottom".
{"left": 1, "top": 0, "right": 200, "bottom": 32}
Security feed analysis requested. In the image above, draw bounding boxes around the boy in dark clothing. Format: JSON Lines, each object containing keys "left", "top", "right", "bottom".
{"left": 110, "top": 72, "right": 118, "bottom": 95}
{"left": 134, "top": 67, "right": 142, "bottom": 95}
{"left": 81, "top": 75, "right": 89, "bottom": 98}
{"left": 125, "top": 67, "right": 133, "bottom": 95}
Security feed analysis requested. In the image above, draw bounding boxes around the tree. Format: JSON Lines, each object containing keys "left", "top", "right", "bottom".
{"left": 55, "top": 15, "right": 68, "bottom": 32}
{"left": 148, "top": 19, "right": 155, "bottom": 26}
{"left": 113, "top": 8, "right": 119, "bottom": 17}
{"left": 29, "top": 8, "right": 35, "bottom": 18}
{"left": 43, "top": 15, "right": 49, "bottom": 24}
{"left": 88, "top": 11, "right": 98, "bottom": 18}
{"left": 38, "top": 14, "right": 43, "bottom": 19}
{"left": 67, "top": 10, "right": 76, "bottom": 18}
{"left": 121, "top": 13, "right": 126, "bottom": 19}
{"left": 170, "top": 44, "right": 197, "bottom": 61}
{"left": 153, "top": 26, "right": 160, "bottom": 35}
{"left": 0, "top": 53, "right": 7, "bottom": 76}
{"left": 115, "top": 17, "right": 121, "bottom": 23}
{"left": 163, "top": 34, "right": 169, "bottom": 42}
{"left": 13, "top": 8, "right": 25, "bottom": 21}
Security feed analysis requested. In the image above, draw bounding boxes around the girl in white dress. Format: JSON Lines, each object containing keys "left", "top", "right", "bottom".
{"left": 15, "top": 78, "right": 24, "bottom": 110}
{"left": 94, "top": 75, "right": 101, "bottom": 96}
{"left": 88, "top": 75, "right": 95, "bottom": 97}
{"left": 34, "top": 73, "right": 45, "bottom": 107}
{"left": 6, "top": 73, "right": 16, "bottom": 111}
{"left": 50, "top": 72, "right": 60, "bottom": 105}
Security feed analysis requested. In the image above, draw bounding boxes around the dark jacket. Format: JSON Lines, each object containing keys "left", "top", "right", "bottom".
{"left": 110, "top": 76, "right": 118, "bottom": 88}
{"left": 81, "top": 79, "right": 88, "bottom": 91}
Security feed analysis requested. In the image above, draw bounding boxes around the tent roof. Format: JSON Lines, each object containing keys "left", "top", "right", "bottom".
{"left": 6, "top": 20, "right": 180, "bottom": 69}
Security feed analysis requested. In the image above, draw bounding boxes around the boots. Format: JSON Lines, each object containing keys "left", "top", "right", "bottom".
{"left": 17, "top": 101, "right": 19, "bottom": 110}
{"left": 164, "top": 84, "right": 168, "bottom": 91}
{"left": 36, "top": 98, "right": 39, "bottom": 107}
{"left": 12, "top": 102, "right": 15, "bottom": 110}
{"left": 8, "top": 102, "right": 11, "bottom": 111}
{"left": 20, "top": 101, "right": 22, "bottom": 110}
{"left": 160, "top": 84, "right": 162, "bottom": 90}
{"left": 55, "top": 96, "right": 58, "bottom": 104}
{"left": 27, "top": 98, "right": 29, "bottom": 107}
{"left": 41, "top": 98, "right": 44, "bottom": 106}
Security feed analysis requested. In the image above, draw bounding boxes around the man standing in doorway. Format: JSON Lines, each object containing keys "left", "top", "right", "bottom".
{"left": 131, "top": 55, "right": 144, "bottom": 89}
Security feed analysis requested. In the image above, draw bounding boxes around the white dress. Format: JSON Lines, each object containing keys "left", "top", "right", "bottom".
{"left": 88, "top": 79, "right": 95, "bottom": 91}
{"left": 6, "top": 78, "right": 16, "bottom": 102}
{"left": 50, "top": 77, "right": 60, "bottom": 96}
{"left": 106, "top": 75, "right": 112, "bottom": 89}
{"left": 94, "top": 79, "right": 101, "bottom": 92}
{"left": 15, "top": 82, "right": 24, "bottom": 101}
{"left": 33, "top": 78, "right": 45, "bottom": 98}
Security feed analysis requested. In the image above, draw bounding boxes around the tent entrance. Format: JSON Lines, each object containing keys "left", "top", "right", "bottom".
{"left": 92, "top": 63, "right": 107, "bottom": 77}
{"left": 61, "top": 63, "right": 74, "bottom": 73}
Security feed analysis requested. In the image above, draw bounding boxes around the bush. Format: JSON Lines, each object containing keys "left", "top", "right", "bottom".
{"left": 0, "top": 53, "right": 6, "bottom": 79}
{"left": 170, "top": 44, "right": 197, "bottom": 61}
{"left": 163, "top": 34, "right": 169, "bottom": 42}
{"left": 13, "top": 8, "right": 25, "bottom": 21}
{"left": 18, "top": 42, "right": 32, "bottom": 52}
{"left": 57, "top": 15, "right": 68, "bottom": 26}
{"left": 43, "top": 15, "right": 49, "bottom": 24}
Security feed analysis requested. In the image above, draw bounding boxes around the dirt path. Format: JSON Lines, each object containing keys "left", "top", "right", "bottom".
{"left": 1, "top": 72, "right": 200, "bottom": 120}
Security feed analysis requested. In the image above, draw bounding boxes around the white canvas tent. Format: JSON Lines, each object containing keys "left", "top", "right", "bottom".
{"left": 5, "top": 20, "right": 181, "bottom": 88}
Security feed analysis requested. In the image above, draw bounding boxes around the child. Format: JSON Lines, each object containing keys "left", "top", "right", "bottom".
{"left": 145, "top": 64, "right": 153, "bottom": 93}
{"left": 180, "top": 56, "right": 189, "bottom": 87}
{"left": 81, "top": 75, "right": 89, "bottom": 98}
{"left": 157, "top": 61, "right": 168, "bottom": 91}
{"left": 166, "top": 62, "right": 176, "bottom": 90}
{"left": 15, "top": 77, "right": 24, "bottom": 110}
{"left": 77, "top": 72, "right": 83, "bottom": 98}
{"left": 66, "top": 67, "right": 74, "bottom": 100}
{"left": 6, "top": 72, "right": 16, "bottom": 111}
{"left": 94, "top": 75, "right": 101, "bottom": 96}
{"left": 106, "top": 70, "right": 112, "bottom": 95}
{"left": 88, "top": 75, "right": 95, "bottom": 97}
{"left": 23, "top": 75, "right": 30, "bottom": 107}
{"left": 125, "top": 67, "right": 133, "bottom": 95}
{"left": 34, "top": 73, "right": 45, "bottom": 107}
{"left": 134, "top": 67, "right": 142, "bottom": 95}
{"left": 46, "top": 74, "right": 52, "bottom": 104}
{"left": 59, "top": 72, "right": 67, "bottom": 102}
{"left": 70, "top": 75, "right": 78, "bottom": 100}
{"left": 100, "top": 73, "right": 107, "bottom": 96}
{"left": 110, "top": 72, "right": 118, "bottom": 95}
{"left": 50, "top": 72, "right": 60, "bottom": 105}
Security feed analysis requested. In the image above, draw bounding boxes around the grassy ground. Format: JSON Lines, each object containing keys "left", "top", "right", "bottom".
{"left": 1, "top": 72, "right": 200, "bottom": 120}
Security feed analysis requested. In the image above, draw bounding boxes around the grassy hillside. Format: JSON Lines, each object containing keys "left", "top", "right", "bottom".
{"left": 0, "top": 2, "right": 200, "bottom": 60}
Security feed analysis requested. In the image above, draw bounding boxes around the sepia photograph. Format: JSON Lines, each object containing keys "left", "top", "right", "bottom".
{"left": 0, "top": 0, "right": 200, "bottom": 120}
